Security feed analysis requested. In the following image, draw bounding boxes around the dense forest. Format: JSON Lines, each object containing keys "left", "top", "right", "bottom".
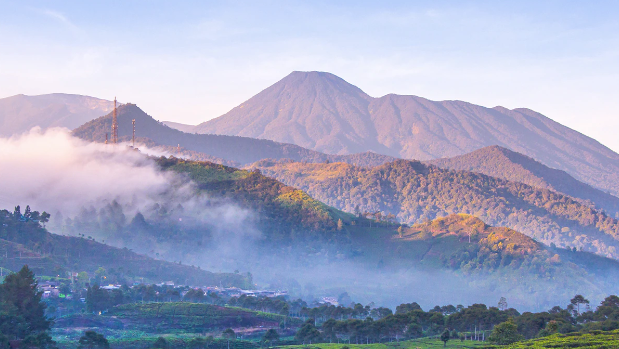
{"left": 428, "top": 145, "right": 619, "bottom": 217}
{"left": 253, "top": 159, "right": 619, "bottom": 260}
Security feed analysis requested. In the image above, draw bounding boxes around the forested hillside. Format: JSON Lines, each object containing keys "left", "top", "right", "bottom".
{"left": 428, "top": 146, "right": 619, "bottom": 217}
{"left": 0, "top": 206, "right": 247, "bottom": 286}
{"left": 252, "top": 159, "right": 619, "bottom": 259}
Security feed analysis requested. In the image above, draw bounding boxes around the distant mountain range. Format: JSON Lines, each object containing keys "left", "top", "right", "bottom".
{"left": 187, "top": 71, "right": 619, "bottom": 197}
{"left": 0, "top": 93, "right": 113, "bottom": 136}
{"left": 72, "top": 103, "right": 396, "bottom": 167}
{"left": 427, "top": 146, "right": 619, "bottom": 218}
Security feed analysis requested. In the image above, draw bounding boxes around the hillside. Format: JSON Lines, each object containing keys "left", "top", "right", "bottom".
{"left": 72, "top": 103, "right": 396, "bottom": 167}
{"left": 251, "top": 159, "right": 619, "bottom": 260}
{"left": 0, "top": 207, "right": 247, "bottom": 287}
{"left": 0, "top": 93, "right": 113, "bottom": 137}
{"left": 428, "top": 146, "right": 619, "bottom": 217}
{"left": 31, "top": 154, "right": 619, "bottom": 310}
{"left": 194, "top": 71, "right": 619, "bottom": 197}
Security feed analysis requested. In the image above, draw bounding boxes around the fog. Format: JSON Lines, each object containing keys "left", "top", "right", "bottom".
{"left": 0, "top": 128, "right": 259, "bottom": 254}
{"left": 0, "top": 128, "right": 611, "bottom": 312}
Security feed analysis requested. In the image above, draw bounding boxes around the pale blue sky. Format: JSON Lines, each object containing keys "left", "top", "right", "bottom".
{"left": 1, "top": 1, "right": 618, "bottom": 150}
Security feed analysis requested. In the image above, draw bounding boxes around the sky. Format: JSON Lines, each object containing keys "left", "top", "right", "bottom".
{"left": 1, "top": 1, "right": 618, "bottom": 150}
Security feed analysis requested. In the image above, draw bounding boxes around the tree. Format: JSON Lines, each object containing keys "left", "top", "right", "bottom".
{"left": 78, "top": 331, "right": 109, "bottom": 349}
{"left": 152, "top": 337, "right": 168, "bottom": 349}
{"left": 262, "top": 329, "right": 279, "bottom": 347}
{"left": 397, "top": 226, "right": 403, "bottom": 238}
{"left": 440, "top": 329, "right": 450, "bottom": 347}
{"left": 487, "top": 319, "right": 524, "bottom": 345}
{"left": 570, "top": 295, "right": 589, "bottom": 315}
{"left": 295, "top": 319, "right": 322, "bottom": 344}
{"left": 337, "top": 219, "right": 344, "bottom": 231}
{"left": 86, "top": 284, "right": 110, "bottom": 313}
{"left": 223, "top": 328, "right": 235, "bottom": 349}
{"left": 498, "top": 297, "right": 508, "bottom": 311}
{"left": 0, "top": 265, "right": 51, "bottom": 336}
{"left": 537, "top": 320, "right": 559, "bottom": 337}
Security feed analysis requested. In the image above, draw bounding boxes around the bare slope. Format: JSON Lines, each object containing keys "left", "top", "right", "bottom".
{"left": 72, "top": 103, "right": 396, "bottom": 167}
{"left": 195, "top": 71, "right": 619, "bottom": 196}
{"left": 428, "top": 146, "right": 619, "bottom": 217}
{"left": 0, "top": 93, "right": 113, "bottom": 136}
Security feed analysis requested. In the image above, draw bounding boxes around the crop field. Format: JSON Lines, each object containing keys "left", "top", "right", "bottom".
{"left": 282, "top": 339, "right": 486, "bottom": 349}
{"left": 485, "top": 329, "right": 619, "bottom": 348}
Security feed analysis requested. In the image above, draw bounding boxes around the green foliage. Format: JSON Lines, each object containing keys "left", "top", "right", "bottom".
{"left": 223, "top": 329, "right": 235, "bottom": 340}
{"left": 0, "top": 265, "right": 51, "bottom": 339}
{"left": 22, "top": 331, "right": 57, "bottom": 349}
{"left": 153, "top": 336, "right": 169, "bottom": 349}
{"left": 157, "top": 157, "right": 354, "bottom": 243}
{"left": 295, "top": 320, "right": 322, "bottom": 344}
{"left": 487, "top": 318, "right": 524, "bottom": 345}
{"left": 487, "top": 329, "right": 619, "bottom": 348}
{"left": 263, "top": 329, "right": 280, "bottom": 343}
{"left": 78, "top": 331, "right": 110, "bottom": 349}
{"left": 440, "top": 329, "right": 450, "bottom": 346}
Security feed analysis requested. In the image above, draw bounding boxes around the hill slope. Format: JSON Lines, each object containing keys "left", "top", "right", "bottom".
{"left": 251, "top": 159, "right": 619, "bottom": 260}
{"left": 36, "top": 154, "right": 619, "bottom": 310}
{"left": 71, "top": 103, "right": 396, "bottom": 167}
{"left": 428, "top": 146, "right": 619, "bottom": 217}
{"left": 194, "top": 71, "right": 619, "bottom": 196}
{"left": 0, "top": 208, "right": 246, "bottom": 287}
{"left": 0, "top": 93, "right": 113, "bottom": 136}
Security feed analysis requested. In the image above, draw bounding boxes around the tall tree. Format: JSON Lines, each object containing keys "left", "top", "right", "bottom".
{"left": 440, "top": 329, "right": 450, "bottom": 347}
{"left": 0, "top": 265, "right": 51, "bottom": 336}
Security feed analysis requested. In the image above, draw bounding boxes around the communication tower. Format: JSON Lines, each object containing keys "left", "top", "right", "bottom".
{"left": 111, "top": 97, "right": 118, "bottom": 144}
{"left": 132, "top": 119, "right": 136, "bottom": 147}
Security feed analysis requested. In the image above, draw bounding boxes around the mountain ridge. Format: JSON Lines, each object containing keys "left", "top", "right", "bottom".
{"left": 194, "top": 71, "right": 619, "bottom": 196}
{"left": 0, "top": 93, "right": 113, "bottom": 136}
{"left": 427, "top": 145, "right": 619, "bottom": 217}
{"left": 72, "top": 103, "right": 398, "bottom": 167}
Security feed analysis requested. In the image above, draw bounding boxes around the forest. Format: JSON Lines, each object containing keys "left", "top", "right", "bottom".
{"left": 253, "top": 159, "right": 619, "bottom": 260}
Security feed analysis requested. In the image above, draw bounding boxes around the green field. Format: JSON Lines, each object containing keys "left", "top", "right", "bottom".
{"left": 485, "top": 329, "right": 619, "bottom": 348}
{"left": 282, "top": 338, "right": 486, "bottom": 349}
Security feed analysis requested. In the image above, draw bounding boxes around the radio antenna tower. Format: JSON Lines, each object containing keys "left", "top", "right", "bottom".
{"left": 132, "top": 119, "right": 136, "bottom": 147}
{"left": 111, "top": 97, "right": 119, "bottom": 144}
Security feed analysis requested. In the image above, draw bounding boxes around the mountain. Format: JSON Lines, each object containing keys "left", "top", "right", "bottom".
{"left": 193, "top": 71, "right": 619, "bottom": 197}
{"left": 428, "top": 146, "right": 619, "bottom": 218}
{"left": 0, "top": 93, "right": 113, "bottom": 137}
{"left": 72, "top": 103, "right": 397, "bottom": 167}
{"left": 251, "top": 158, "right": 619, "bottom": 260}
{"left": 0, "top": 207, "right": 247, "bottom": 287}
{"left": 163, "top": 120, "right": 197, "bottom": 133}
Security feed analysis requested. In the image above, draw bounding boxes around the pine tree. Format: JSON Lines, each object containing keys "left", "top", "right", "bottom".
{"left": 0, "top": 265, "right": 51, "bottom": 336}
